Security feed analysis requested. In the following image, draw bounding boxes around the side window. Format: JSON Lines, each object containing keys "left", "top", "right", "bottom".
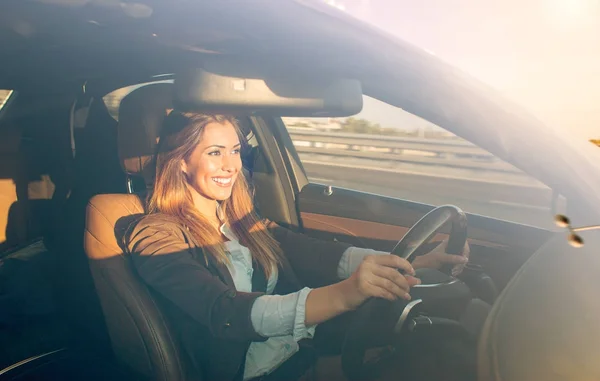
{"left": 282, "top": 96, "right": 553, "bottom": 228}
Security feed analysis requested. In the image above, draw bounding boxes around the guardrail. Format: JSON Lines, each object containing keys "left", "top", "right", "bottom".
{"left": 288, "top": 128, "right": 520, "bottom": 173}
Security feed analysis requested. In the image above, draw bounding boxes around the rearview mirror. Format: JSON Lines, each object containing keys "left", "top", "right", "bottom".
{"left": 173, "top": 60, "right": 363, "bottom": 117}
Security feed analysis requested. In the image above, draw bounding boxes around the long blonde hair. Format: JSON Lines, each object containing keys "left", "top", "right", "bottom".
{"left": 147, "top": 111, "right": 281, "bottom": 276}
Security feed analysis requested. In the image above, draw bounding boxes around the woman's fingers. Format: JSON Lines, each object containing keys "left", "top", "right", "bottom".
{"left": 352, "top": 253, "right": 423, "bottom": 303}
{"left": 362, "top": 275, "right": 421, "bottom": 302}
{"left": 367, "top": 262, "right": 422, "bottom": 300}
{"left": 371, "top": 265, "right": 417, "bottom": 290}
{"left": 439, "top": 253, "right": 469, "bottom": 265}
{"left": 364, "top": 254, "right": 415, "bottom": 275}
{"left": 370, "top": 269, "right": 409, "bottom": 298}
{"left": 371, "top": 287, "right": 398, "bottom": 301}
{"left": 368, "top": 279, "right": 410, "bottom": 301}
{"left": 405, "top": 275, "right": 421, "bottom": 287}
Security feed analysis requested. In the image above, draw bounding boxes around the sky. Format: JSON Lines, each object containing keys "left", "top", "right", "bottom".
{"left": 329, "top": 0, "right": 600, "bottom": 139}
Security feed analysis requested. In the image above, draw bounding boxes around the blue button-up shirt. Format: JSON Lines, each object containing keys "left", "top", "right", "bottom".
{"left": 219, "top": 224, "right": 385, "bottom": 380}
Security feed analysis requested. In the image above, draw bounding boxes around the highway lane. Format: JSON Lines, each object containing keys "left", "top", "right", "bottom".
{"left": 302, "top": 159, "right": 557, "bottom": 230}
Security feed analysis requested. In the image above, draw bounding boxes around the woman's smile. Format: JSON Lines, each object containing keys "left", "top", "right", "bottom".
{"left": 212, "top": 176, "right": 234, "bottom": 186}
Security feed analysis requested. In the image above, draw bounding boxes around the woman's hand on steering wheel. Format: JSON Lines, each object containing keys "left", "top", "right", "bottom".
{"left": 341, "top": 255, "right": 422, "bottom": 311}
{"left": 411, "top": 239, "right": 470, "bottom": 276}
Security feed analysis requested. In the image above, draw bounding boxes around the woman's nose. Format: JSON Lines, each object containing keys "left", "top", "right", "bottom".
{"left": 221, "top": 153, "right": 236, "bottom": 172}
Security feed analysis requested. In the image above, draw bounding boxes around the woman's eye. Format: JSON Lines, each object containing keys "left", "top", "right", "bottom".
{"left": 208, "top": 150, "right": 221, "bottom": 156}
{"left": 232, "top": 148, "right": 241, "bottom": 155}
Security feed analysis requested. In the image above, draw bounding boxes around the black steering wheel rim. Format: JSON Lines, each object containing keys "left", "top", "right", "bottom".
{"left": 391, "top": 205, "right": 468, "bottom": 262}
{"left": 340, "top": 205, "right": 468, "bottom": 381}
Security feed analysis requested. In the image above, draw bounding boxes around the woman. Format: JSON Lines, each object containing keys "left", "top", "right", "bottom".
{"left": 125, "top": 111, "right": 469, "bottom": 381}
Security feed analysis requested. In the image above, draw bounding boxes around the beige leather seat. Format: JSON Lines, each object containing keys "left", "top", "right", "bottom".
{"left": 83, "top": 83, "right": 199, "bottom": 380}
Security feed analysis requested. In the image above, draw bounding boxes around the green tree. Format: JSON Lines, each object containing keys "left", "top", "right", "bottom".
{"left": 342, "top": 117, "right": 373, "bottom": 134}
{"left": 339, "top": 117, "right": 409, "bottom": 136}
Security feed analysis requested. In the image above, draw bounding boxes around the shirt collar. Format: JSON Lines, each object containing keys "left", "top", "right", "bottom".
{"left": 217, "top": 206, "right": 237, "bottom": 242}
{"left": 216, "top": 202, "right": 225, "bottom": 223}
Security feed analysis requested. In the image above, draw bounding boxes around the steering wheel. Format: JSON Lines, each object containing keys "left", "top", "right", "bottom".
{"left": 390, "top": 204, "right": 468, "bottom": 268}
{"left": 340, "top": 205, "right": 468, "bottom": 381}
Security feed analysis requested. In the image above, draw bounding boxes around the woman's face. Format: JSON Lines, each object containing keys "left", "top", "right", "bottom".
{"left": 181, "top": 121, "right": 242, "bottom": 206}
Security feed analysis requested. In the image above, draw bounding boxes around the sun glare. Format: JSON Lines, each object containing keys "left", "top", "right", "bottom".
{"left": 548, "top": 0, "right": 599, "bottom": 29}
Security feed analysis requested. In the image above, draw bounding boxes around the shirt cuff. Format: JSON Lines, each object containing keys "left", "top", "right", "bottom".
{"left": 337, "top": 246, "right": 390, "bottom": 279}
{"left": 293, "top": 287, "right": 316, "bottom": 341}
{"left": 250, "top": 287, "right": 316, "bottom": 341}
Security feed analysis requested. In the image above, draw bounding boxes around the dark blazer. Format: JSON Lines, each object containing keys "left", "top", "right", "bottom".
{"left": 125, "top": 213, "right": 351, "bottom": 381}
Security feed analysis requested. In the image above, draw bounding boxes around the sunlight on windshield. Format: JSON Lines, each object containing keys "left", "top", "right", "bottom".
{"left": 331, "top": 0, "right": 600, "bottom": 144}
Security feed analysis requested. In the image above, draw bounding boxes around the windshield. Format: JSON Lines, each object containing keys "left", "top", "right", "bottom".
{"left": 307, "top": 0, "right": 600, "bottom": 228}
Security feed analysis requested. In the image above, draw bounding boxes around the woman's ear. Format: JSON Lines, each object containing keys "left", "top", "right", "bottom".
{"left": 180, "top": 160, "right": 188, "bottom": 176}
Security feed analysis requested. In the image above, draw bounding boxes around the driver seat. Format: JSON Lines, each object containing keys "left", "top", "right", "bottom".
{"left": 84, "top": 83, "right": 199, "bottom": 380}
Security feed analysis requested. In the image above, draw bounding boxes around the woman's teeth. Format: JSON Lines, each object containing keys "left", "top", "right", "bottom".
{"left": 213, "top": 177, "right": 232, "bottom": 185}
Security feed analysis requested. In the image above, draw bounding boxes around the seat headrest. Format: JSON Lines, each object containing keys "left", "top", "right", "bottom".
{"left": 118, "top": 83, "right": 173, "bottom": 187}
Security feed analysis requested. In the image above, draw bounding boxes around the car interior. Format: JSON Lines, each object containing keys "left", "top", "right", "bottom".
{"left": 3, "top": 3, "right": 598, "bottom": 381}
{"left": 0, "top": 63, "right": 557, "bottom": 380}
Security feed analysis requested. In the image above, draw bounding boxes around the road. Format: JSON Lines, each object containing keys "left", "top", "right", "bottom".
{"left": 302, "top": 157, "right": 556, "bottom": 230}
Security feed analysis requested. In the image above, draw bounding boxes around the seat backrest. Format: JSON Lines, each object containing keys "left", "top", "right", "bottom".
{"left": 83, "top": 83, "right": 195, "bottom": 380}
{"left": 1, "top": 92, "right": 73, "bottom": 252}
{"left": 85, "top": 193, "right": 191, "bottom": 380}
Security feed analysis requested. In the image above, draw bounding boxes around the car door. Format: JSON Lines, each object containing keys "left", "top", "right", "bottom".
{"left": 261, "top": 95, "right": 554, "bottom": 292}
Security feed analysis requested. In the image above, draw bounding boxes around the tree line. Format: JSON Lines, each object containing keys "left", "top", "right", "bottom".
{"left": 340, "top": 117, "right": 401, "bottom": 135}
{"left": 339, "top": 117, "right": 456, "bottom": 139}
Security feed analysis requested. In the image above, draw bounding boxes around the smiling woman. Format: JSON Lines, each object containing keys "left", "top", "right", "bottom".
{"left": 180, "top": 121, "right": 242, "bottom": 215}
{"left": 121, "top": 105, "right": 433, "bottom": 381}
{"left": 147, "top": 111, "right": 281, "bottom": 272}
{"left": 158, "top": 114, "right": 243, "bottom": 223}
